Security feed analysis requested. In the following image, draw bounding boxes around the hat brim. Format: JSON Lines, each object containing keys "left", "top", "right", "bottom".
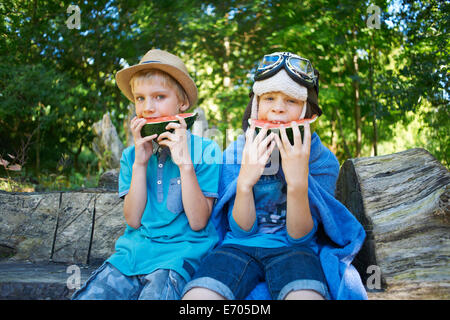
{"left": 115, "top": 62, "right": 198, "bottom": 107}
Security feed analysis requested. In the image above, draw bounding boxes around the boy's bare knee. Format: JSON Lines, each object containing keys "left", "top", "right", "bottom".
{"left": 182, "top": 287, "right": 226, "bottom": 300}
{"left": 284, "top": 289, "right": 324, "bottom": 300}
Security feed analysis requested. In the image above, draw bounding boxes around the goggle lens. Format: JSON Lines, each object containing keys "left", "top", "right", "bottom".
{"left": 289, "top": 57, "right": 314, "bottom": 77}
{"left": 258, "top": 55, "right": 280, "bottom": 70}
{"left": 254, "top": 53, "right": 317, "bottom": 89}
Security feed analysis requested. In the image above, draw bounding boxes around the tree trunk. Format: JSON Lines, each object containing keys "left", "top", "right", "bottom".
{"left": 351, "top": 28, "right": 362, "bottom": 157}
{"left": 334, "top": 107, "right": 352, "bottom": 159}
{"left": 352, "top": 53, "right": 362, "bottom": 157}
{"left": 73, "top": 138, "right": 84, "bottom": 172}
{"left": 35, "top": 104, "right": 41, "bottom": 175}
{"left": 336, "top": 148, "right": 450, "bottom": 299}
{"left": 369, "top": 34, "right": 378, "bottom": 156}
{"left": 222, "top": 34, "right": 231, "bottom": 146}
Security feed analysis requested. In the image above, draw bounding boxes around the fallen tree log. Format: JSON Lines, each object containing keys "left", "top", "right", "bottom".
{"left": 336, "top": 148, "right": 450, "bottom": 299}
{"left": 0, "top": 147, "right": 448, "bottom": 299}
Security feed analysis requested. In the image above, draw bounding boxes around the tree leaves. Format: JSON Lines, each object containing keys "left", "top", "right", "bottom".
{"left": 1, "top": 0, "right": 448, "bottom": 181}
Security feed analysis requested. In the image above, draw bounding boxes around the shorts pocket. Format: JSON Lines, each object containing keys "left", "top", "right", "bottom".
{"left": 167, "top": 177, "right": 183, "bottom": 214}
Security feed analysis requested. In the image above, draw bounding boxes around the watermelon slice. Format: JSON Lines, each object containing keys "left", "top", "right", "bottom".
{"left": 248, "top": 115, "right": 318, "bottom": 145}
{"left": 140, "top": 113, "right": 198, "bottom": 137}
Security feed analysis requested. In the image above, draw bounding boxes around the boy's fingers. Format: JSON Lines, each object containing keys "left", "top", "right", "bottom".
{"left": 130, "top": 116, "right": 139, "bottom": 130}
{"left": 157, "top": 131, "right": 179, "bottom": 142}
{"left": 291, "top": 122, "right": 301, "bottom": 146}
{"left": 157, "top": 139, "right": 172, "bottom": 149}
{"left": 142, "top": 134, "right": 157, "bottom": 142}
{"left": 157, "top": 131, "right": 171, "bottom": 141}
{"left": 303, "top": 122, "right": 311, "bottom": 150}
{"left": 260, "top": 141, "right": 275, "bottom": 165}
{"left": 175, "top": 115, "right": 188, "bottom": 129}
{"left": 246, "top": 122, "right": 256, "bottom": 141}
{"left": 134, "top": 118, "right": 146, "bottom": 131}
{"left": 279, "top": 126, "right": 291, "bottom": 149}
{"left": 260, "top": 132, "right": 275, "bottom": 150}
{"left": 131, "top": 119, "right": 145, "bottom": 140}
{"left": 267, "top": 140, "right": 276, "bottom": 157}
{"left": 136, "top": 119, "right": 149, "bottom": 137}
{"left": 165, "top": 122, "right": 181, "bottom": 130}
{"left": 255, "top": 124, "right": 269, "bottom": 144}
{"left": 273, "top": 134, "right": 286, "bottom": 158}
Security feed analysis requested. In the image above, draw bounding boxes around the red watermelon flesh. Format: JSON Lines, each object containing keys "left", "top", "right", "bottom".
{"left": 248, "top": 115, "right": 318, "bottom": 144}
{"left": 249, "top": 114, "right": 318, "bottom": 128}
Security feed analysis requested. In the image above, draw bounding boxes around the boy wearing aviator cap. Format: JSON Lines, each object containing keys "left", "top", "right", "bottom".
{"left": 182, "top": 52, "right": 367, "bottom": 300}
{"left": 72, "top": 49, "right": 221, "bottom": 300}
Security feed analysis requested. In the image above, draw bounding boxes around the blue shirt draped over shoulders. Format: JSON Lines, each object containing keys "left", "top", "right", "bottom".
{"left": 210, "top": 132, "right": 368, "bottom": 300}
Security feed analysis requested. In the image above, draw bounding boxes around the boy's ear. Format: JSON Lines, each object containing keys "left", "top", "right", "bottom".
{"left": 179, "top": 102, "right": 189, "bottom": 112}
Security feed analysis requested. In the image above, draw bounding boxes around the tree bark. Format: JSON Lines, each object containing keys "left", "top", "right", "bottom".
{"left": 336, "top": 148, "right": 450, "bottom": 299}
{"left": 334, "top": 107, "right": 352, "bottom": 159}
{"left": 351, "top": 28, "right": 362, "bottom": 157}
{"left": 369, "top": 34, "right": 378, "bottom": 156}
{"left": 352, "top": 52, "right": 362, "bottom": 157}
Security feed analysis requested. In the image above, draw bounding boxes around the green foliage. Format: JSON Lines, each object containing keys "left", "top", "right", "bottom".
{"left": 0, "top": 0, "right": 448, "bottom": 192}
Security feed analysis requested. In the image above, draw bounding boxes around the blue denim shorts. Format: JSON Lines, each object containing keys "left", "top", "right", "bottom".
{"left": 71, "top": 262, "right": 186, "bottom": 300}
{"left": 182, "top": 244, "right": 330, "bottom": 300}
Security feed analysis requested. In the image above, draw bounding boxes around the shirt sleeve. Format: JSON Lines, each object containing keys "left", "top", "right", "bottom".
{"left": 194, "top": 138, "right": 221, "bottom": 199}
{"left": 118, "top": 148, "right": 133, "bottom": 199}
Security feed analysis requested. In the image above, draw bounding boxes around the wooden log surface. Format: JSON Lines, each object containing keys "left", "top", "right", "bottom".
{"left": 1, "top": 148, "right": 448, "bottom": 299}
{"left": 336, "top": 148, "right": 450, "bottom": 299}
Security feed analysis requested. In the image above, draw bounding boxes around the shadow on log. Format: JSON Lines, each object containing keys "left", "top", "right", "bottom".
{"left": 336, "top": 148, "right": 450, "bottom": 299}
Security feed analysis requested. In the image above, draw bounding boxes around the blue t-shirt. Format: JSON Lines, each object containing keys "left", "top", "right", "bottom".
{"left": 107, "top": 131, "right": 221, "bottom": 282}
{"left": 222, "top": 169, "right": 319, "bottom": 251}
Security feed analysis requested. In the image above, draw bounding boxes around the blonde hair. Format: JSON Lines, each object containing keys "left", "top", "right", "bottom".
{"left": 129, "top": 69, "right": 189, "bottom": 106}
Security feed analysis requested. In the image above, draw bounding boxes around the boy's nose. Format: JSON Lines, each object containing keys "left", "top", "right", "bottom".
{"left": 272, "top": 104, "right": 286, "bottom": 113}
{"left": 143, "top": 100, "right": 156, "bottom": 113}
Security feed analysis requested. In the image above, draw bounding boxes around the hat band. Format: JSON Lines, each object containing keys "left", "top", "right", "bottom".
{"left": 141, "top": 60, "right": 161, "bottom": 64}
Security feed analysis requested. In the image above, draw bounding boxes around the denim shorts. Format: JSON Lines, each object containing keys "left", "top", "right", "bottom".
{"left": 182, "top": 244, "right": 330, "bottom": 300}
{"left": 71, "top": 262, "right": 186, "bottom": 300}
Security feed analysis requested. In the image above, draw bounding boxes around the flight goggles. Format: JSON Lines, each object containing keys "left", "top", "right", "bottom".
{"left": 254, "top": 52, "right": 317, "bottom": 89}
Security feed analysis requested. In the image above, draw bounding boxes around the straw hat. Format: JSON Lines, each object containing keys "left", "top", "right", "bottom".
{"left": 116, "top": 49, "right": 198, "bottom": 107}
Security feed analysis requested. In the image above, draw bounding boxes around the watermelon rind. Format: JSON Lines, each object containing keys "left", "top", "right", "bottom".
{"left": 140, "top": 113, "right": 198, "bottom": 138}
{"left": 248, "top": 115, "right": 318, "bottom": 145}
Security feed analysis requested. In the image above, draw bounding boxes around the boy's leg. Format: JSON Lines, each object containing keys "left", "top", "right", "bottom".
{"left": 71, "top": 262, "right": 142, "bottom": 300}
{"left": 284, "top": 289, "right": 324, "bottom": 300}
{"left": 182, "top": 287, "right": 226, "bottom": 300}
{"left": 263, "top": 246, "right": 330, "bottom": 300}
{"left": 138, "top": 269, "right": 186, "bottom": 300}
{"left": 182, "top": 245, "right": 264, "bottom": 300}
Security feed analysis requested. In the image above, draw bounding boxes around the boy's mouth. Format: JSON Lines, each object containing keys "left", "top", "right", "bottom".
{"left": 265, "top": 116, "right": 290, "bottom": 124}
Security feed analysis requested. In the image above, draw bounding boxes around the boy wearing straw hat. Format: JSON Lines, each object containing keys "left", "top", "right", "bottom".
{"left": 72, "top": 49, "right": 220, "bottom": 300}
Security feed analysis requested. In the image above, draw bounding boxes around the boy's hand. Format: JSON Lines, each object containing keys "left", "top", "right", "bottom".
{"left": 131, "top": 116, "right": 157, "bottom": 166}
{"left": 274, "top": 122, "right": 311, "bottom": 191}
{"left": 157, "top": 115, "right": 191, "bottom": 169}
{"left": 237, "top": 123, "right": 276, "bottom": 191}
